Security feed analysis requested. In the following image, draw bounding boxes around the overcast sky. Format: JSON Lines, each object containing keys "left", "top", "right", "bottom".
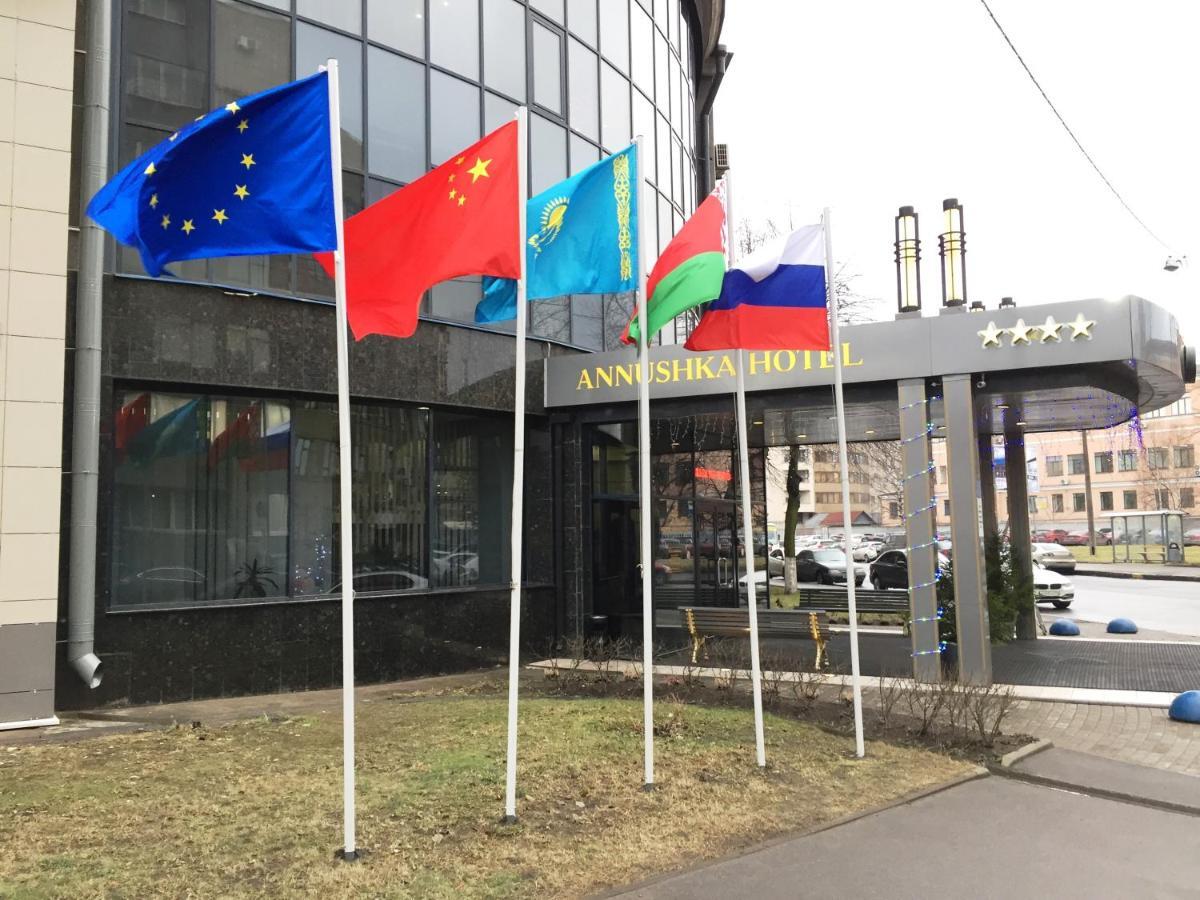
{"left": 713, "top": 0, "right": 1199, "bottom": 340}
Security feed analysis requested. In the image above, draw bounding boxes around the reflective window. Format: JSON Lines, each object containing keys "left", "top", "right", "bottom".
{"left": 632, "top": 89, "right": 655, "bottom": 183}
{"left": 532, "top": 21, "right": 563, "bottom": 114}
{"left": 214, "top": 0, "right": 290, "bottom": 105}
{"left": 123, "top": 0, "right": 210, "bottom": 130}
{"left": 654, "top": 30, "right": 668, "bottom": 118}
{"left": 298, "top": 0, "right": 361, "bottom": 33}
{"left": 433, "top": 413, "right": 512, "bottom": 587}
{"left": 484, "top": 91, "right": 520, "bottom": 135}
{"left": 600, "top": 62, "right": 630, "bottom": 150}
{"left": 531, "top": 296, "right": 571, "bottom": 342}
{"left": 430, "top": 276, "right": 483, "bottom": 323}
{"left": 571, "top": 293, "right": 604, "bottom": 349}
{"left": 368, "top": 47, "right": 426, "bottom": 183}
{"left": 483, "top": 0, "right": 526, "bottom": 101}
{"left": 430, "top": 71, "right": 480, "bottom": 165}
{"left": 567, "top": 0, "right": 597, "bottom": 45}
{"left": 531, "top": 114, "right": 568, "bottom": 193}
{"left": 567, "top": 38, "right": 599, "bottom": 141}
{"left": 368, "top": 0, "right": 425, "bottom": 56}
{"left": 630, "top": 2, "right": 653, "bottom": 93}
{"left": 296, "top": 23, "right": 364, "bottom": 170}
{"left": 430, "top": 0, "right": 480, "bottom": 80}
{"left": 599, "top": 0, "right": 629, "bottom": 72}
{"left": 656, "top": 113, "right": 671, "bottom": 195}
{"left": 569, "top": 132, "right": 600, "bottom": 174}
{"left": 531, "top": 0, "right": 564, "bottom": 23}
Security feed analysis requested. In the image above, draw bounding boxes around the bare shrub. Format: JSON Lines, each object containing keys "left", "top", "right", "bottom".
{"left": 938, "top": 677, "right": 969, "bottom": 742}
{"left": 903, "top": 681, "right": 946, "bottom": 737}
{"left": 964, "top": 683, "right": 1018, "bottom": 747}
{"left": 789, "top": 668, "right": 822, "bottom": 712}
{"left": 875, "top": 674, "right": 904, "bottom": 731}
{"left": 711, "top": 640, "right": 748, "bottom": 691}
{"left": 758, "top": 650, "right": 786, "bottom": 708}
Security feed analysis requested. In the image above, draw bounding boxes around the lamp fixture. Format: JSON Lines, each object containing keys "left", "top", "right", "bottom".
{"left": 999, "top": 296, "right": 1016, "bottom": 309}
{"left": 938, "top": 198, "right": 967, "bottom": 308}
{"left": 894, "top": 205, "right": 922, "bottom": 313}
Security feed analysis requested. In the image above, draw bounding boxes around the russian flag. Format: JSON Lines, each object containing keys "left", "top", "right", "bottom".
{"left": 685, "top": 223, "right": 830, "bottom": 351}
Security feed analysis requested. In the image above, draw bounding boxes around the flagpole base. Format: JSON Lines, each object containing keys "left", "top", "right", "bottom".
{"left": 335, "top": 848, "right": 361, "bottom": 863}
{"left": 500, "top": 814, "right": 519, "bottom": 825}
{"left": 641, "top": 782, "right": 656, "bottom": 793}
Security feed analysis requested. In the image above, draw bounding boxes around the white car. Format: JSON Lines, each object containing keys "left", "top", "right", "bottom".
{"left": 1032, "top": 563, "right": 1074, "bottom": 609}
{"left": 853, "top": 541, "right": 885, "bottom": 562}
{"left": 1031, "top": 543, "right": 1076, "bottom": 574}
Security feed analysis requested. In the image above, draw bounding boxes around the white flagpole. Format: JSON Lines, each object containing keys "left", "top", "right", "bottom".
{"left": 324, "top": 58, "right": 359, "bottom": 860}
{"left": 503, "top": 106, "right": 529, "bottom": 823}
{"left": 825, "top": 207, "right": 865, "bottom": 759}
{"left": 634, "top": 133, "right": 655, "bottom": 790}
{"left": 728, "top": 174, "right": 766, "bottom": 768}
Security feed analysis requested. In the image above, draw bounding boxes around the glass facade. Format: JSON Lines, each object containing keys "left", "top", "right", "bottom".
{"left": 116, "top": 0, "right": 702, "bottom": 350}
{"left": 112, "top": 389, "right": 511, "bottom": 607}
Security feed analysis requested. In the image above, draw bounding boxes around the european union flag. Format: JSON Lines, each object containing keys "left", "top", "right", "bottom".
{"left": 87, "top": 71, "right": 337, "bottom": 277}
{"left": 476, "top": 144, "right": 638, "bottom": 323}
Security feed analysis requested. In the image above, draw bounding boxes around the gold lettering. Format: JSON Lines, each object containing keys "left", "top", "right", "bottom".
{"left": 672, "top": 358, "right": 688, "bottom": 382}
{"left": 577, "top": 369, "right": 594, "bottom": 390}
{"left": 748, "top": 351, "right": 771, "bottom": 375}
{"left": 819, "top": 350, "right": 834, "bottom": 369}
{"left": 596, "top": 367, "right": 615, "bottom": 388}
{"left": 803, "top": 350, "right": 813, "bottom": 371}
{"left": 842, "top": 341, "right": 864, "bottom": 367}
{"left": 772, "top": 350, "right": 797, "bottom": 373}
{"left": 614, "top": 363, "right": 637, "bottom": 387}
{"left": 715, "top": 355, "right": 736, "bottom": 377}
{"left": 696, "top": 356, "right": 718, "bottom": 380}
{"left": 655, "top": 360, "right": 673, "bottom": 383}
{"left": 685, "top": 357, "right": 699, "bottom": 380}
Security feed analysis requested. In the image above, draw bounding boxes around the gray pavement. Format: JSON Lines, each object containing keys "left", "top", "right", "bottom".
{"left": 1075, "top": 561, "right": 1200, "bottom": 582}
{"left": 1061, "top": 575, "right": 1200, "bottom": 637}
{"left": 614, "top": 776, "right": 1200, "bottom": 899}
{"left": 1007, "top": 746, "right": 1200, "bottom": 814}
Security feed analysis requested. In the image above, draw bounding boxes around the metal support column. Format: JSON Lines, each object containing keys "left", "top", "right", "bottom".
{"left": 978, "top": 427, "right": 999, "bottom": 549}
{"left": 943, "top": 374, "right": 992, "bottom": 684}
{"left": 1004, "top": 416, "right": 1036, "bottom": 640}
{"left": 898, "top": 379, "right": 940, "bottom": 682}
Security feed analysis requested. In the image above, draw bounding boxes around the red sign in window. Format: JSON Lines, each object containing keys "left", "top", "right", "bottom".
{"left": 694, "top": 466, "right": 732, "bottom": 482}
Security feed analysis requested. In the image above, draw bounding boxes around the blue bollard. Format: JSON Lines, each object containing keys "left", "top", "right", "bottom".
{"left": 1049, "top": 619, "right": 1080, "bottom": 636}
{"left": 1107, "top": 617, "right": 1138, "bottom": 634}
{"left": 1169, "top": 691, "right": 1200, "bottom": 724}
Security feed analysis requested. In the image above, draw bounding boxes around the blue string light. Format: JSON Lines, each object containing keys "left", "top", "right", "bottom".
{"left": 900, "top": 393, "right": 944, "bottom": 660}
{"left": 911, "top": 641, "right": 948, "bottom": 658}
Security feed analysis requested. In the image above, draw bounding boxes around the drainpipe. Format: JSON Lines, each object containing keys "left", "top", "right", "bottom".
{"left": 67, "top": 0, "right": 112, "bottom": 688}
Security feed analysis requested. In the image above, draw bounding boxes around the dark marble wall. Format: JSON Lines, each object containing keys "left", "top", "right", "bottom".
{"left": 56, "top": 276, "right": 570, "bottom": 710}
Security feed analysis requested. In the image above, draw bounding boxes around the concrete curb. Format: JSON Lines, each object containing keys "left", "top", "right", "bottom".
{"left": 1076, "top": 568, "right": 1200, "bottom": 583}
{"left": 596, "top": 767, "right": 990, "bottom": 898}
{"left": 988, "top": 765, "right": 1200, "bottom": 818}
{"left": 999, "top": 738, "right": 1053, "bottom": 769}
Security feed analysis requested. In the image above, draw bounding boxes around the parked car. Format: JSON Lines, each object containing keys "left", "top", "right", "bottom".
{"left": 795, "top": 549, "right": 865, "bottom": 586}
{"left": 1061, "top": 530, "right": 1111, "bottom": 546}
{"left": 1038, "top": 528, "right": 1070, "bottom": 544}
{"left": 868, "top": 549, "right": 951, "bottom": 590}
{"left": 1032, "top": 564, "right": 1074, "bottom": 609}
{"left": 1184, "top": 528, "right": 1200, "bottom": 547}
{"left": 1030, "top": 543, "right": 1076, "bottom": 573}
{"left": 853, "top": 541, "right": 885, "bottom": 562}
{"left": 767, "top": 546, "right": 785, "bottom": 577}
{"left": 331, "top": 567, "right": 430, "bottom": 594}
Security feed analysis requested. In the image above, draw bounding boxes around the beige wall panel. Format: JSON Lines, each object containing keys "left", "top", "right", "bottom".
{"left": 11, "top": 144, "right": 69, "bottom": 213}
{"left": 0, "top": 465, "right": 60, "bottom": 533}
{"left": 4, "top": 335, "right": 64, "bottom": 402}
{"left": 7, "top": 271, "right": 65, "bottom": 338}
{"left": 8, "top": 207, "right": 67, "bottom": 275}
{"left": 1, "top": 398, "right": 61, "bottom": 467}
{"left": 0, "top": 530, "right": 58, "bottom": 601}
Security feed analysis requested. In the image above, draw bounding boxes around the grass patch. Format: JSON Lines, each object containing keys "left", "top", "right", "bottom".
{"left": 0, "top": 693, "right": 970, "bottom": 898}
{"left": 1068, "top": 544, "right": 1200, "bottom": 565}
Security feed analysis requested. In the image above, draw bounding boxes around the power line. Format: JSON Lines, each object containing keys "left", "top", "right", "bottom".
{"left": 977, "top": 0, "right": 1171, "bottom": 250}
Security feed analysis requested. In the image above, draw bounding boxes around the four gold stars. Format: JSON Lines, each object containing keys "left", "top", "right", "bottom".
{"left": 234, "top": 184, "right": 250, "bottom": 200}
{"left": 212, "top": 209, "right": 228, "bottom": 225}
{"left": 181, "top": 219, "right": 195, "bottom": 235}
{"left": 466, "top": 157, "right": 492, "bottom": 182}
{"left": 979, "top": 312, "right": 1097, "bottom": 348}
{"left": 241, "top": 153, "right": 256, "bottom": 169}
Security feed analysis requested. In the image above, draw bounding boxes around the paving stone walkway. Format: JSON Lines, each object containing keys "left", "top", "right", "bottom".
{"left": 1005, "top": 699, "right": 1200, "bottom": 777}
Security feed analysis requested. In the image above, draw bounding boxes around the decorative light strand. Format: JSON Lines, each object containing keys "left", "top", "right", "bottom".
{"left": 902, "top": 392, "right": 944, "bottom": 660}
{"left": 912, "top": 641, "right": 948, "bottom": 658}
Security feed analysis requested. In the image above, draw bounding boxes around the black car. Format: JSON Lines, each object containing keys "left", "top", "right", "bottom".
{"left": 869, "top": 549, "right": 951, "bottom": 590}
{"left": 795, "top": 549, "right": 865, "bottom": 586}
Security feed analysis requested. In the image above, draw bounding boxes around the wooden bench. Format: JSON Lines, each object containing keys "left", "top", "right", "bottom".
{"left": 784, "top": 587, "right": 910, "bottom": 617}
{"left": 681, "top": 606, "right": 831, "bottom": 669}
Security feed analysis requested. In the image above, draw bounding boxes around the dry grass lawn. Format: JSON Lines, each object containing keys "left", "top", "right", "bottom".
{"left": 1, "top": 692, "right": 971, "bottom": 898}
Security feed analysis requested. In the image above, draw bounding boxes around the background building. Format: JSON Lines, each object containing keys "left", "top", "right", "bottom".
{"left": 0, "top": 1, "right": 75, "bottom": 728}
{"left": 0, "top": 0, "right": 731, "bottom": 725}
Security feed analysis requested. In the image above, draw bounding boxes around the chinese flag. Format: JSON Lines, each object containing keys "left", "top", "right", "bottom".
{"left": 318, "top": 122, "right": 520, "bottom": 339}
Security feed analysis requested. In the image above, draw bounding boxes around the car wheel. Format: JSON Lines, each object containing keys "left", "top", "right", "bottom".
{"left": 1052, "top": 600, "right": 1071, "bottom": 609}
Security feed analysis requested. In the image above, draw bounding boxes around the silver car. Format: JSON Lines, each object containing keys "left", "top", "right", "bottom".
{"left": 1031, "top": 542, "right": 1076, "bottom": 574}
{"left": 1033, "top": 564, "right": 1074, "bottom": 609}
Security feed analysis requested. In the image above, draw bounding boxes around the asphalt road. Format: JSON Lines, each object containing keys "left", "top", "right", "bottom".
{"left": 616, "top": 776, "right": 1200, "bottom": 899}
{"left": 1057, "top": 574, "right": 1200, "bottom": 637}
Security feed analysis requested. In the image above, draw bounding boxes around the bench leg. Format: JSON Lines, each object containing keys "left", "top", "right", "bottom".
{"left": 814, "top": 638, "right": 827, "bottom": 670}
{"left": 690, "top": 634, "right": 705, "bottom": 665}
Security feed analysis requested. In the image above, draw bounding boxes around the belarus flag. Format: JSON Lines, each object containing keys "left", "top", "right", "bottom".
{"left": 685, "top": 223, "right": 830, "bottom": 352}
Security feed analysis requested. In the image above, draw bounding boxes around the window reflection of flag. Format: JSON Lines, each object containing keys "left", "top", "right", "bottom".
{"left": 115, "top": 393, "right": 151, "bottom": 461}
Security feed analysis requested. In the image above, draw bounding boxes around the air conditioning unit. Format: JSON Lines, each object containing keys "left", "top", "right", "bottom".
{"left": 236, "top": 34, "right": 260, "bottom": 52}
{"left": 714, "top": 143, "right": 730, "bottom": 178}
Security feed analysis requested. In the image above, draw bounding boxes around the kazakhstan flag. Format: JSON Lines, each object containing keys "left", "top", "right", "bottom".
{"left": 476, "top": 143, "right": 638, "bottom": 323}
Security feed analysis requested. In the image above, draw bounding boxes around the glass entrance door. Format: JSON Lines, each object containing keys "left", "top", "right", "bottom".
{"left": 694, "top": 500, "right": 739, "bottom": 607}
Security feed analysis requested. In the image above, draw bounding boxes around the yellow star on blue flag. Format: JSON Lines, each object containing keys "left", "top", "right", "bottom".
{"left": 86, "top": 71, "right": 337, "bottom": 276}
